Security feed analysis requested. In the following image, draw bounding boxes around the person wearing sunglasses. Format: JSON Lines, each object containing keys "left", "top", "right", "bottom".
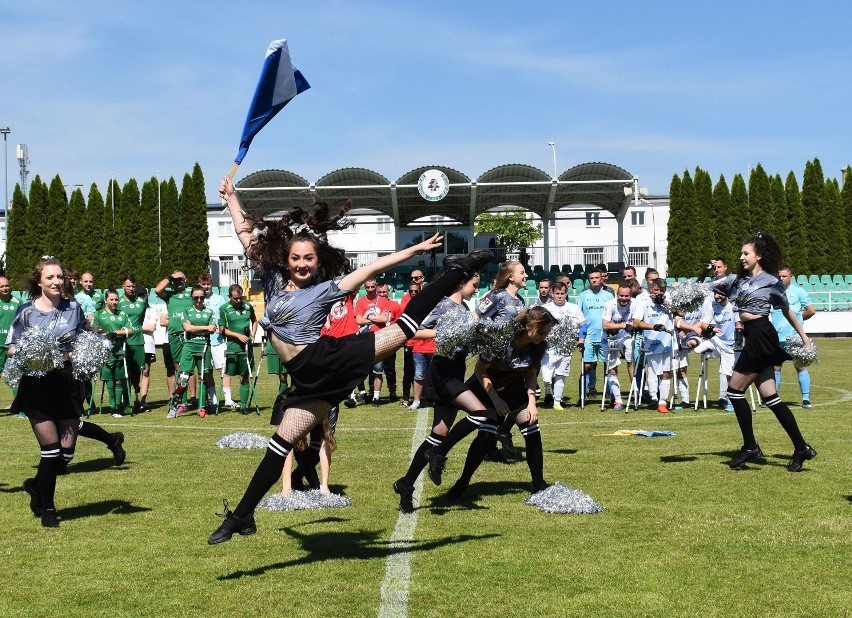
{"left": 167, "top": 286, "right": 217, "bottom": 418}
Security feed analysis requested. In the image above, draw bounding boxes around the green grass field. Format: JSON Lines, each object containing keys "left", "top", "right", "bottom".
{"left": 2, "top": 340, "right": 851, "bottom": 617}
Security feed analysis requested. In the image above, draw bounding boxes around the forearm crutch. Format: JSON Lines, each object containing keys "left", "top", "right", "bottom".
{"left": 626, "top": 348, "right": 646, "bottom": 414}
{"left": 694, "top": 352, "right": 708, "bottom": 410}
{"left": 250, "top": 337, "right": 267, "bottom": 415}
{"left": 197, "top": 339, "right": 209, "bottom": 413}
{"left": 120, "top": 350, "right": 133, "bottom": 416}
{"left": 245, "top": 334, "right": 260, "bottom": 415}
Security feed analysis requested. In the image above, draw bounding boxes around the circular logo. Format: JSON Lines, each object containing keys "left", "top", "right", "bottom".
{"left": 417, "top": 169, "right": 450, "bottom": 202}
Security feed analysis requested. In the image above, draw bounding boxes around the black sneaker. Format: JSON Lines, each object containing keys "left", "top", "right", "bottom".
{"left": 393, "top": 479, "right": 415, "bottom": 514}
{"left": 41, "top": 509, "right": 59, "bottom": 528}
{"left": 109, "top": 432, "right": 126, "bottom": 466}
{"left": 542, "top": 394, "right": 554, "bottom": 408}
{"left": 787, "top": 444, "right": 816, "bottom": 472}
{"left": 442, "top": 249, "right": 495, "bottom": 277}
{"left": 802, "top": 400, "right": 812, "bottom": 409}
{"left": 425, "top": 447, "right": 447, "bottom": 486}
{"left": 728, "top": 445, "right": 764, "bottom": 469}
{"left": 372, "top": 398, "right": 381, "bottom": 407}
{"left": 531, "top": 481, "right": 549, "bottom": 494}
{"left": 446, "top": 479, "right": 469, "bottom": 501}
{"left": 208, "top": 500, "right": 257, "bottom": 545}
{"left": 499, "top": 432, "right": 518, "bottom": 456}
{"left": 388, "top": 393, "right": 399, "bottom": 403}
{"left": 23, "top": 477, "right": 43, "bottom": 516}
{"left": 344, "top": 397, "right": 357, "bottom": 409}
{"left": 717, "top": 398, "right": 728, "bottom": 409}
{"left": 189, "top": 398, "right": 199, "bottom": 410}
{"left": 362, "top": 392, "right": 371, "bottom": 404}
{"left": 588, "top": 387, "right": 599, "bottom": 398}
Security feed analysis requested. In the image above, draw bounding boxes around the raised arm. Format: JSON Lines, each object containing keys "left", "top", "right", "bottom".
{"left": 219, "top": 176, "right": 259, "bottom": 261}
{"left": 338, "top": 234, "right": 443, "bottom": 292}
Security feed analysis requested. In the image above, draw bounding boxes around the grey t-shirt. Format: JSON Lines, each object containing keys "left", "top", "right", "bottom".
{"left": 7, "top": 299, "right": 88, "bottom": 352}
{"left": 713, "top": 272, "right": 788, "bottom": 316}
{"left": 476, "top": 288, "right": 525, "bottom": 321}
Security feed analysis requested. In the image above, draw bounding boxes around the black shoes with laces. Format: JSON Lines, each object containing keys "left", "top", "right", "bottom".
{"left": 728, "top": 445, "right": 764, "bottom": 468}
{"left": 41, "top": 509, "right": 59, "bottom": 528}
{"left": 787, "top": 444, "right": 817, "bottom": 472}
{"left": 442, "top": 250, "right": 495, "bottom": 277}
{"left": 393, "top": 479, "right": 415, "bottom": 514}
{"left": 208, "top": 500, "right": 257, "bottom": 545}
{"left": 425, "top": 447, "right": 447, "bottom": 486}
{"left": 23, "top": 477, "right": 43, "bottom": 517}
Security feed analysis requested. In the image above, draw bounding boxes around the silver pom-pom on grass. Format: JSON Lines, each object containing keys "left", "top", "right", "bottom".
{"left": 547, "top": 316, "right": 580, "bottom": 356}
{"left": 524, "top": 481, "right": 604, "bottom": 514}
{"left": 10, "top": 325, "right": 64, "bottom": 377}
{"left": 216, "top": 432, "right": 270, "bottom": 449}
{"left": 785, "top": 335, "right": 818, "bottom": 368}
{"left": 70, "top": 331, "right": 112, "bottom": 381}
{"left": 667, "top": 280, "right": 708, "bottom": 314}
{"left": 434, "top": 304, "right": 476, "bottom": 357}
{"left": 471, "top": 318, "right": 524, "bottom": 361}
{"left": 258, "top": 490, "right": 352, "bottom": 511}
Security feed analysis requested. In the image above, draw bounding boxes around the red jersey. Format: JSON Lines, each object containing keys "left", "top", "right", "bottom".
{"left": 355, "top": 294, "right": 394, "bottom": 333}
{"left": 321, "top": 294, "right": 358, "bottom": 338}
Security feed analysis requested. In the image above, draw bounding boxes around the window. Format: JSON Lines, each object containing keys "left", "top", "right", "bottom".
{"left": 445, "top": 229, "right": 469, "bottom": 255}
{"left": 583, "top": 247, "right": 604, "bottom": 265}
{"left": 400, "top": 230, "right": 444, "bottom": 252}
{"left": 549, "top": 213, "right": 556, "bottom": 227}
{"left": 631, "top": 211, "right": 645, "bottom": 226}
{"left": 628, "top": 246, "right": 649, "bottom": 267}
{"left": 217, "top": 221, "right": 233, "bottom": 237}
{"left": 585, "top": 211, "right": 600, "bottom": 227}
{"left": 377, "top": 217, "right": 392, "bottom": 233}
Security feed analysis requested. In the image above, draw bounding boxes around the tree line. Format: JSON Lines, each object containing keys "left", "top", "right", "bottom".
{"left": 667, "top": 158, "right": 852, "bottom": 278}
{"left": 3, "top": 163, "right": 211, "bottom": 291}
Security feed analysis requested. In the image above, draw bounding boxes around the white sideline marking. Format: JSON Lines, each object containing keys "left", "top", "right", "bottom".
{"left": 377, "top": 407, "right": 429, "bottom": 618}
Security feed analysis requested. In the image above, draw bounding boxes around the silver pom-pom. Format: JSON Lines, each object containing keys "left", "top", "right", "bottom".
{"left": 11, "top": 325, "right": 63, "bottom": 377}
{"left": 70, "top": 331, "right": 112, "bottom": 381}
{"left": 258, "top": 489, "right": 352, "bottom": 511}
{"left": 434, "top": 304, "right": 476, "bottom": 357}
{"left": 547, "top": 316, "right": 580, "bottom": 356}
{"left": 524, "top": 481, "right": 605, "bottom": 514}
{"left": 2, "top": 356, "right": 24, "bottom": 389}
{"left": 471, "top": 318, "right": 524, "bottom": 361}
{"left": 215, "top": 432, "right": 270, "bottom": 449}
{"left": 668, "top": 280, "right": 708, "bottom": 314}
{"left": 785, "top": 335, "right": 818, "bottom": 368}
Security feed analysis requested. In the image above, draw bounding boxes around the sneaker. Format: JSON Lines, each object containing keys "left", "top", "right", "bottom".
{"left": 588, "top": 388, "right": 599, "bottom": 398}
{"left": 388, "top": 393, "right": 399, "bottom": 403}
{"left": 442, "top": 249, "right": 495, "bottom": 277}
{"left": 23, "top": 477, "right": 43, "bottom": 516}
{"left": 372, "top": 398, "right": 381, "bottom": 407}
{"left": 208, "top": 500, "right": 257, "bottom": 545}
{"left": 109, "top": 432, "right": 126, "bottom": 466}
{"left": 189, "top": 398, "right": 199, "bottom": 410}
{"left": 542, "top": 394, "right": 554, "bottom": 408}
{"left": 425, "top": 447, "right": 447, "bottom": 486}
{"left": 802, "top": 400, "right": 812, "bottom": 409}
{"left": 399, "top": 399, "right": 410, "bottom": 408}
{"left": 17, "top": 411, "right": 26, "bottom": 418}
{"left": 166, "top": 408, "right": 177, "bottom": 419}
{"left": 613, "top": 402, "right": 625, "bottom": 412}
{"left": 725, "top": 403, "right": 735, "bottom": 413}
{"left": 499, "top": 432, "right": 518, "bottom": 455}
{"left": 111, "top": 412, "right": 124, "bottom": 418}
{"left": 361, "top": 392, "right": 371, "bottom": 404}
{"left": 717, "top": 398, "right": 729, "bottom": 409}
{"left": 344, "top": 397, "right": 357, "bottom": 409}
{"left": 175, "top": 404, "right": 188, "bottom": 415}
{"left": 787, "top": 444, "right": 816, "bottom": 472}
{"left": 223, "top": 399, "right": 237, "bottom": 409}
{"left": 728, "top": 444, "right": 764, "bottom": 469}
{"left": 408, "top": 400, "right": 420, "bottom": 410}
{"left": 197, "top": 408, "right": 209, "bottom": 418}
{"left": 446, "top": 479, "right": 469, "bottom": 501}
{"left": 393, "top": 479, "right": 415, "bottom": 514}
{"left": 673, "top": 404, "right": 683, "bottom": 411}
{"left": 553, "top": 401, "right": 564, "bottom": 411}
{"left": 649, "top": 400, "right": 659, "bottom": 411}
{"left": 657, "top": 402, "right": 670, "bottom": 414}
{"left": 41, "top": 509, "right": 59, "bottom": 528}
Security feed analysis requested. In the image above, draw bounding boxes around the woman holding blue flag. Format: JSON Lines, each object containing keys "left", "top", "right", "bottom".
{"left": 208, "top": 177, "right": 494, "bottom": 544}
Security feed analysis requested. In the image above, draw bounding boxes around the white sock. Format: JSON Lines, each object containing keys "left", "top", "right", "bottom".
{"left": 659, "top": 379, "right": 671, "bottom": 404}
{"left": 609, "top": 376, "right": 621, "bottom": 403}
{"left": 678, "top": 377, "right": 690, "bottom": 403}
{"left": 223, "top": 387, "right": 232, "bottom": 402}
{"left": 553, "top": 376, "right": 565, "bottom": 402}
{"left": 719, "top": 374, "right": 729, "bottom": 400}
{"left": 373, "top": 390, "right": 380, "bottom": 400}
{"left": 646, "top": 372, "right": 659, "bottom": 401}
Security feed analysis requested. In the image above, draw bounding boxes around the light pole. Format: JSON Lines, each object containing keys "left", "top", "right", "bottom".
{"left": 0, "top": 127, "right": 9, "bottom": 220}
{"left": 546, "top": 141, "right": 557, "bottom": 180}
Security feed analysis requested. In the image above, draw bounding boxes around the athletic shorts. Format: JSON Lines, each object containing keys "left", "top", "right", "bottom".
{"left": 211, "top": 343, "right": 226, "bottom": 370}
{"left": 168, "top": 332, "right": 184, "bottom": 367}
{"left": 646, "top": 351, "right": 672, "bottom": 375}
{"left": 100, "top": 355, "right": 127, "bottom": 381}
{"left": 541, "top": 350, "right": 571, "bottom": 382}
{"left": 694, "top": 338, "right": 735, "bottom": 375}
{"left": 225, "top": 350, "right": 255, "bottom": 377}
{"left": 125, "top": 344, "right": 146, "bottom": 385}
{"left": 178, "top": 346, "right": 213, "bottom": 375}
{"left": 582, "top": 340, "right": 606, "bottom": 364}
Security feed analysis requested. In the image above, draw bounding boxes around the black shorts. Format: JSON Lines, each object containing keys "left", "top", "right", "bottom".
{"left": 463, "top": 370, "right": 527, "bottom": 421}
{"left": 270, "top": 333, "right": 375, "bottom": 425}
{"left": 734, "top": 316, "right": 791, "bottom": 374}
{"left": 423, "top": 355, "right": 469, "bottom": 405}
{"left": 11, "top": 361, "right": 86, "bottom": 421}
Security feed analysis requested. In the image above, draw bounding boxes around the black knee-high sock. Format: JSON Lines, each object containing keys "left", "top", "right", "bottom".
{"left": 763, "top": 394, "right": 807, "bottom": 450}
{"left": 456, "top": 423, "right": 498, "bottom": 486}
{"left": 37, "top": 442, "right": 61, "bottom": 511}
{"left": 519, "top": 421, "right": 545, "bottom": 487}
{"left": 396, "top": 270, "right": 467, "bottom": 336}
{"left": 403, "top": 432, "right": 444, "bottom": 485}
{"left": 78, "top": 420, "right": 114, "bottom": 447}
{"left": 727, "top": 388, "right": 756, "bottom": 448}
{"left": 435, "top": 412, "right": 486, "bottom": 456}
{"left": 234, "top": 434, "right": 293, "bottom": 517}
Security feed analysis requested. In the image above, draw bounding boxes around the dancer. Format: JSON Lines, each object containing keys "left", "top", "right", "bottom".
{"left": 11, "top": 257, "right": 89, "bottom": 527}
{"left": 715, "top": 233, "right": 816, "bottom": 471}
{"left": 437, "top": 306, "right": 555, "bottom": 501}
{"left": 393, "top": 272, "right": 482, "bottom": 513}
{"left": 208, "top": 176, "right": 492, "bottom": 543}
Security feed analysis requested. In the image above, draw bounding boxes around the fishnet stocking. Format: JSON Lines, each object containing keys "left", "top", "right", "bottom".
{"left": 275, "top": 399, "right": 333, "bottom": 444}
{"left": 374, "top": 325, "right": 408, "bottom": 361}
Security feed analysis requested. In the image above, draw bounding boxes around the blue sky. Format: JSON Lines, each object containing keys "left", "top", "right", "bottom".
{"left": 2, "top": 0, "right": 850, "bottom": 202}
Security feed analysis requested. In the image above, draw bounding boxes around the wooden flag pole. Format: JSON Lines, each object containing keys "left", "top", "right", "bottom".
{"left": 227, "top": 163, "right": 239, "bottom": 180}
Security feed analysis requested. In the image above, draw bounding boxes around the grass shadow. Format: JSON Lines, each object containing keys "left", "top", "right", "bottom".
{"left": 426, "top": 480, "right": 532, "bottom": 514}
{"left": 548, "top": 448, "right": 579, "bottom": 456}
{"left": 217, "top": 528, "right": 499, "bottom": 580}
{"left": 67, "top": 458, "right": 125, "bottom": 474}
{"left": 660, "top": 454, "right": 698, "bottom": 463}
{"left": 60, "top": 499, "right": 152, "bottom": 521}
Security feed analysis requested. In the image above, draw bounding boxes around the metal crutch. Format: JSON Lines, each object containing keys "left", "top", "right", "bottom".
{"left": 694, "top": 352, "right": 708, "bottom": 410}
{"left": 249, "top": 336, "right": 268, "bottom": 415}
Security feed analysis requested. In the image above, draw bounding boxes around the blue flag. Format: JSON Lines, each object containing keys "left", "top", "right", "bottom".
{"left": 234, "top": 39, "right": 310, "bottom": 165}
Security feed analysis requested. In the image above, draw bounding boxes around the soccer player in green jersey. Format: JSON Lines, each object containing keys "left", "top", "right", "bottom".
{"left": 167, "top": 285, "right": 217, "bottom": 418}
{"left": 119, "top": 275, "right": 150, "bottom": 412}
{"left": 0, "top": 276, "right": 22, "bottom": 411}
{"left": 220, "top": 284, "right": 258, "bottom": 413}
{"left": 94, "top": 289, "right": 134, "bottom": 417}
{"left": 156, "top": 270, "right": 196, "bottom": 414}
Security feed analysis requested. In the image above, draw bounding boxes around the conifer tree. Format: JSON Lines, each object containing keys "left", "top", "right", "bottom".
{"left": 666, "top": 173, "right": 682, "bottom": 277}
{"left": 5, "top": 185, "right": 29, "bottom": 287}
{"left": 784, "top": 172, "right": 807, "bottom": 274}
{"left": 159, "top": 177, "right": 180, "bottom": 276}
{"left": 730, "top": 173, "right": 749, "bottom": 247}
{"left": 712, "top": 174, "right": 736, "bottom": 265}
{"left": 81, "top": 184, "right": 106, "bottom": 276}
{"left": 801, "top": 159, "right": 826, "bottom": 273}
{"left": 693, "top": 167, "right": 715, "bottom": 260}
{"left": 842, "top": 166, "right": 852, "bottom": 272}
{"left": 137, "top": 177, "right": 161, "bottom": 286}
{"left": 770, "top": 174, "right": 788, "bottom": 249}
{"left": 24, "top": 176, "right": 48, "bottom": 269}
{"left": 178, "top": 166, "right": 210, "bottom": 283}
{"left": 747, "top": 163, "right": 773, "bottom": 237}
{"left": 101, "top": 179, "right": 122, "bottom": 287}
{"left": 63, "top": 188, "right": 87, "bottom": 272}
{"left": 667, "top": 170, "right": 697, "bottom": 277}
{"left": 117, "top": 178, "right": 141, "bottom": 280}
{"left": 819, "top": 178, "right": 846, "bottom": 274}
{"left": 45, "top": 176, "right": 69, "bottom": 263}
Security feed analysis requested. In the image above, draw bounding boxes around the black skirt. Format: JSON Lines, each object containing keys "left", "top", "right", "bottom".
{"left": 734, "top": 316, "right": 791, "bottom": 374}
{"left": 422, "top": 355, "right": 469, "bottom": 405}
{"left": 11, "top": 361, "right": 86, "bottom": 421}
{"left": 270, "top": 332, "right": 375, "bottom": 425}
{"left": 464, "top": 370, "right": 527, "bottom": 420}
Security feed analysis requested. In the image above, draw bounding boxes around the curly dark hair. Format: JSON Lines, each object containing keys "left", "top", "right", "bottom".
{"left": 245, "top": 199, "right": 353, "bottom": 282}
{"left": 515, "top": 305, "right": 557, "bottom": 367}
{"left": 740, "top": 232, "right": 783, "bottom": 276}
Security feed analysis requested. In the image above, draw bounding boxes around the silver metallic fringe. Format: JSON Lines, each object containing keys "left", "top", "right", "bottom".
{"left": 785, "top": 335, "right": 818, "bottom": 368}
{"left": 215, "top": 432, "right": 270, "bottom": 449}
{"left": 434, "top": 304, "right": 476, "bottom": 357}
{"left": 258, "top": 490, "right": 352, "bottom": 511}
{"left": 472, "top": 318, "right": 525, "bottom": 361}
{"left": 547, "top": 316, "right": 580, "bottom": 356}
{"left": 70, "top": 331, "right": 112, "bottom": 381}
{"left": 668, "top": 281, "right": 708, "bottom": 314}
{"left": 2, "top": 326, "right": 63, "bottom": 387}
{"left": 524, "top": 481, "right": 605, "bottom": 514}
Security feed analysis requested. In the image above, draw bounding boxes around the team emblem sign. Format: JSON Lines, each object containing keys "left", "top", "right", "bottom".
{"left": 417, "top": 169, "right": 450, "bottom": 202}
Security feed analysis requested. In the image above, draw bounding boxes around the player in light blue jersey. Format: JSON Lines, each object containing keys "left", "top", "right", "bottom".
{"left": 578, "top": 268, "right": 610, "bottom": 399}
{"left": 770, "top": 266, "right": 816, "bottom": 408}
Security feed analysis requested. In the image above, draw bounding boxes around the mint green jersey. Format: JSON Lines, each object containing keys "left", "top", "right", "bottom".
{"left": 0, "top": 295, "right": 22, "bottom": 344}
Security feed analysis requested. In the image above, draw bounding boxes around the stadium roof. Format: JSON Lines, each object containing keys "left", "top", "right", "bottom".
{"left": 233, "top": 161, "right": 637, "bottom": 225}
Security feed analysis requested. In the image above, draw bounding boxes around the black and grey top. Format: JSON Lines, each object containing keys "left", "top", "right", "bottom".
{"left": 476, "top": 288, "right": 525, "bottom": 321}
{"left": 7, "top": 299, "right": 88, "bottom": 352}
{"left": 712, "top": 272, "right": 788, "bottom": 317}
{"left": 260, "top": 269, "right": 354, "bottom": 346}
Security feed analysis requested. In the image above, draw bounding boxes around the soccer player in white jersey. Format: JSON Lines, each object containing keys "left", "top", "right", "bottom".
{"left": 541, "top": 281, "right": 585, "bottom": 409}
{"left": 633, "top": 279, "right": 674, "bottom": 413}
{"left": 601, "top": 283, "right": 634, "bottom": 411}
